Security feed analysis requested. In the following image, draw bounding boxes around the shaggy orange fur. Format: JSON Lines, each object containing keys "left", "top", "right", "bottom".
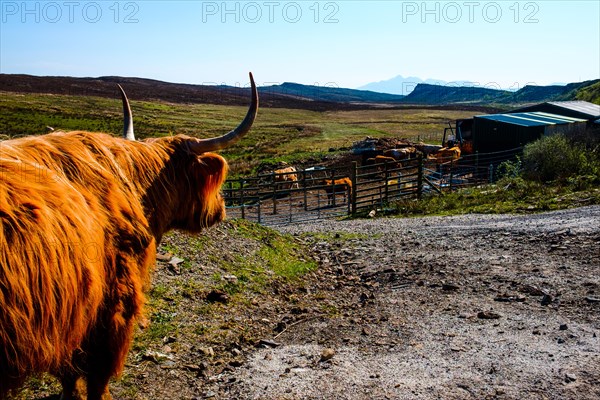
{"left": 0, "top": 131, "right": 228, "bottom": 399}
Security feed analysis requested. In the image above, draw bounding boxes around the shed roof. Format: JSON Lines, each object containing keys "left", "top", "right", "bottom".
{"left": 511, "top": 101, "right": 600, "bottom": 119}
{"left": 475, "top": 112, "right": 587, "bottom": 127}
{"left": 547, "top": 101, "right": 600, "bottom": 118}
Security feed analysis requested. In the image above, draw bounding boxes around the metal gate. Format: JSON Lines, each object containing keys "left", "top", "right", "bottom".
{"left": 224, "top": 167, "right": 351, "bottom": 226}
{"left": 224, "top": 148, "right": 522, "bottom": 226}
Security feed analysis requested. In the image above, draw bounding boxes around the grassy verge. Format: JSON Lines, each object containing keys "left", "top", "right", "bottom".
{"left": 132, "top": 218, "right": 317, "bottom": 343}
{"left": 389, "top": 177, "right": 600, "bottom": 217}
{"left": 388, "top": 134, "right": 600, "bottom": 218}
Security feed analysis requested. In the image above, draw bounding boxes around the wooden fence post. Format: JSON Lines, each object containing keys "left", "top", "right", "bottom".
{"left": 317, "top": 187, "right": 321, "bottom": 218}
{"left": 351, "top": 161, "right": 358, "bottom": 215}
{"left": 288, "top": 193, "right": 293, "bottom": 223}
{"left": 330, "top": 170, "right": 336, "bottom": 207}
{"left": 272, "top": 171, "right": 277, "bottom": 215}
{"left": 302, "top": 170, "right": 308, "bottom": 211}
{"left": 227, "top": 181, "right": 233, "bottom": 203}
{"left": 417, "top": 155, "right": 424, "bottom": 200}
{"left": 384, "top": 160, "right": 390, "bottom": 204}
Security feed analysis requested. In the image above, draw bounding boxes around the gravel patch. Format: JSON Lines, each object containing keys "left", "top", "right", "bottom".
{"left": 226, "top": 206, "right": 600, "bottom": 400}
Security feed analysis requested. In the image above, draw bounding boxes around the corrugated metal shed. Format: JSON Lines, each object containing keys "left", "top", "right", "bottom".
{"left": 548, "top": 101, "right": 600, "bottom": 118}
{"left": 479, "top": 112, "right": 586, "bottom": 126}
{"left": 472, "top": 112, "right": 587, "bottom": 152}
{"left": 510, "top": 101, "right": 600, "bottom": 121}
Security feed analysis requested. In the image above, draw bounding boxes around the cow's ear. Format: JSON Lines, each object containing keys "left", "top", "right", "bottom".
{"left": 195, "top": 153, "right": 228, "bottom": 195}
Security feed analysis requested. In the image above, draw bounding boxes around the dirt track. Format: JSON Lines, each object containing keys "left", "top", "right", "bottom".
{"left": 22, "top": 207, "right": 600, "bottom": 400}
{"left": 224, "top": 206, "right": 600, "bottom": 399}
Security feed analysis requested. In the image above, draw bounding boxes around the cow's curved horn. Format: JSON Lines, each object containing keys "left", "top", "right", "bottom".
{"left": 188, "top": 72, "right": 258, "bottom": 153}
{"left": 118, "top": 84, "right": 135, "bottom": 141}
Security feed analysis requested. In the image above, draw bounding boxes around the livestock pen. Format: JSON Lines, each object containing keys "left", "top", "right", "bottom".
{"left": 224, "top": 167, "right": 352, "bottom": 225}
{"left": 224, "top": 147, "right": 522, "bottom": 225}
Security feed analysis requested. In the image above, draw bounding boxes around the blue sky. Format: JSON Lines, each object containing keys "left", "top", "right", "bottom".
{"left": 1, "top": 1, "right": 599, "bottom": 90}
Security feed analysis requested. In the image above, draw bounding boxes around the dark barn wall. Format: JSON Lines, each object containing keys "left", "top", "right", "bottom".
{"left": 545, "top": 121, "right": 587, "bottom": 137}
{"left": 472, "top": 117, "right": 544, "bottom": 153}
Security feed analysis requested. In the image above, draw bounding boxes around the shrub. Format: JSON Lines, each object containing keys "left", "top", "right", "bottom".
{"left": 496, "top": 157, "right": 522, "bottom": 179}
{"left": 522, "top": 134, "right": 595, "bottom": 182}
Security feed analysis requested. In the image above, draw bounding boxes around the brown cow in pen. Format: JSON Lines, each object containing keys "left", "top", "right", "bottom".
{"left": 323, "top": 177, "right": 352, "bottom": 205}
{"left": 428, "top": 145, "right": 461, "bottom": 165}
{"left": 274, "top": 166, "right": 300, "bottom": 189}
{"left": 0, "top": 73, "right": 258, "bottom": 399}
{"left": 365, "top": 155, "right": 404, "bottom": 171}
{"left": 366, "top": 155, "right": 397, "bottom": 165}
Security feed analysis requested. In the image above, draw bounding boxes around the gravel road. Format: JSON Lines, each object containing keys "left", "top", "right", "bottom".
{"left": 27, "top": 207, "right": 598, "bottom": 400}
{"left": 226, "top": 206, "right": 600, "bottom": 400}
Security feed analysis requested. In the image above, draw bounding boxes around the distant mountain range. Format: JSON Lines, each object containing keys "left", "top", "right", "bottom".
{"left": 403, "top": 80, "right": 600, "bottom": 105}
{"left": 264, "top": 79, "right": 599, "bottom": 106}
{"left": 359, "top": 75, "right": 600, "bottom": 105}
{"left": 262, "top": 82, "right": 406, "bottom": 103}
{"left": 1, "top": 74, "right": 598, "bottom": 108}
{"left": 359, "top": 75, "right": 475, "bottom": 95}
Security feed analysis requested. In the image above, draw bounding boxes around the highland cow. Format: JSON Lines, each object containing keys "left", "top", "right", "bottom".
{"left": 0, "top": 73, "right": 258, "bottom": 399}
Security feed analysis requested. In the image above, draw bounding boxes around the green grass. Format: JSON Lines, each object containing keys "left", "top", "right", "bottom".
{"left": 224, "top": 219, "right": 318, "bottom": 283}
{"left": 389, "top": 177, "right": 600, "bottom": 217}
{"left": 575, "top": 81, "right": 600, "bottom": 104}
{"left": 133, "top": 293, "right": 178, "bottom": 353}
{"left": 0, "top": 91, "right": 476, "bottom": 175}
{"left": 258, "top": 241, "right": 315, "bottom": 279}
{"left": 127, "top": 219, "right": 318, "bottom": 366}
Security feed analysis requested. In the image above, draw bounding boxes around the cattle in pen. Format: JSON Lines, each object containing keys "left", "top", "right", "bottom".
{"left": 0, "top": 73, "right": 258, "bottom": 400}
{"left": 274, "top": 166, "right": 300, "bottom": 189}
{"left": 322, "top": 177, "right": 352, "bottom": 205}
{"left": 384, "top": 147, "right": 417, "bottom": 160}
{"left": 428, "top": 145, "right": 462, "bottom": 165}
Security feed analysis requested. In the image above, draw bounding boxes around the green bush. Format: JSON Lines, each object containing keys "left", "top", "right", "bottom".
{"left": 496, "top": 157, "right": 522, "bottom": 179}
{"left": 522, "top": 134, "right": 597, "bottom": 182}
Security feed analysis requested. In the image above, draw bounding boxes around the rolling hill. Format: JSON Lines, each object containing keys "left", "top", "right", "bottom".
{"left": 0, "top": 74, "right": 379, "bottom": 112}
{"left": 1, "top": 74, "right": 598, "bottom": 107}
{"left": 573, "top": 81, "right": 600, "bottom": 104}
{"left": 400, "top": 79, "right": 600, "bottom": 105}
{"left": 263, "top": 82, "right": 405, "bottom": 103}
{"left": 400, "top": 83, "right": 511, "bottom": 105}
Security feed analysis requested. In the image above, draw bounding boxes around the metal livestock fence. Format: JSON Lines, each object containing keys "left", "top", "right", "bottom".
{"left": 224, "top": 147, "right": 522, "bottom": 226}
